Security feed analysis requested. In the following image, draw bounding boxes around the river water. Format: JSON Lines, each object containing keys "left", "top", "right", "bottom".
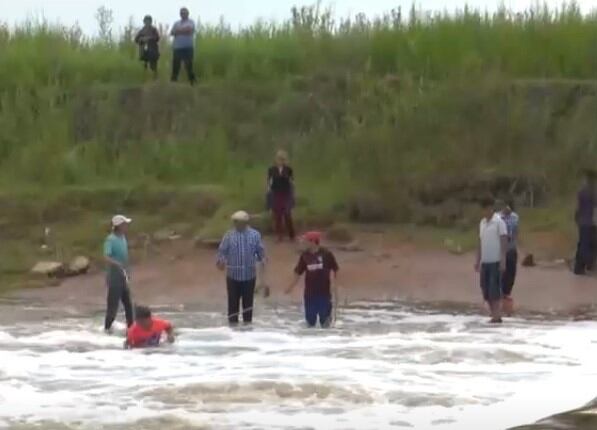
{"left": 1, "top": 301, "right": 596, "bottom": 430}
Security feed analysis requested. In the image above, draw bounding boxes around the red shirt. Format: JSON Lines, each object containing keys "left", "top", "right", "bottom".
{"left": 295, "top": 248, "right": 339, "bottom": 299}
{"left": 127, "top": 318, "right": 172, "bottom": 348}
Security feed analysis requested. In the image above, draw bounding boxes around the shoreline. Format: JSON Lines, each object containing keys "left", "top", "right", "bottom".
{"left": 3, "top": 232, "right": 597, "bottom": 324}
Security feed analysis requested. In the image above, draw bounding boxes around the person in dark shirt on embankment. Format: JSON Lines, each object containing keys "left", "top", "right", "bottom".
{"left": 574, "top": 169, "right": 597, "bottom": 275}
{"left": 135, "top": 15, "right": 160, "bottom": 78}
{"left": 285, "top": 232, "right": 339, "bottom": 328}
{"left": 267, "top": 150, "right": 295, "bottom": 242}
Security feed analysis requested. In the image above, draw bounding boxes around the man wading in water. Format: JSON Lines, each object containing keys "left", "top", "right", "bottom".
{"left": 475, "top": 199, "right": 508, "bottom": 324}
{"left": 104, "top": 215, "right": 134, "bottom": 333}
{"left": 498, "top": 199, "right": 519, "bottom": 316}
{"left": 217, "top": 211, "right": 266, "bottom": 325}
{"left": 574, "top": 169, "right": 597, "bottom": 275}
{"left": 285, "top": 232, "right": 339, "bottom": 328}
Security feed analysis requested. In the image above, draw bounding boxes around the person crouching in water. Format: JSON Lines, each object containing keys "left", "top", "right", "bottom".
{"left": 475, "top": 199, "right": 508, "bottom": 324}
{"left": 125, "top": 305, "right": 175, "bottom": 349}
{"left": 285, "top": 232, "right": 339, "bottom": 328}
{"left": 498, "top": 199, "right": 519, "bottom": 316}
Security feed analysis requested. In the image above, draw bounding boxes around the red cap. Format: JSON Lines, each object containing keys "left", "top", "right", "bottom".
{"left": 302, "top": 231, "right": 322, "bottom": 244}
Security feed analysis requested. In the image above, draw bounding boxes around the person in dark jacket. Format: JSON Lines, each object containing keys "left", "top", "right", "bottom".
{"left": 267, "top": 150, "right": 295, "bottom": 242}
{"left": 135, "top": 15, "right": 160, "bottom": 78}
{"left": 574, "top": 170, "right": 597, "bottom": 275}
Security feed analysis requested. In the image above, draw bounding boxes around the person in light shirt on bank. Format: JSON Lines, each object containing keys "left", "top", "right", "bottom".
{"left": 475, "top": 198, "right": 508, "bottom": 324}
{"left": 170, "top": 7, "right": 196, "bottom": 84}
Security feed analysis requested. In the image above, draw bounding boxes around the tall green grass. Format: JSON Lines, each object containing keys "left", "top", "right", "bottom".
{"left": 0, "top": 3, "right": 596, "bottom": 220}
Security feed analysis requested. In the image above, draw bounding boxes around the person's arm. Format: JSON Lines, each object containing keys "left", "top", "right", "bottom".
{"left": 170, "top": 22, "right": 178, "bottom": 36}
{"left": 266, "top": 167, "right": 273, "bottom": 192}
{"left": 216, "top": 233, "right": 229, "bottom": 270}
{"left": 181, "top": 21, "right": 196, "bottom": 35}
{"left": 286, "top": 256, "right": 305, "bottom": 294}
{"left": 329, "top": 252, "right": 340, "bottom": 304}
{"left": 152, "top": 27, "right": 160, "bottom": 42}
{"left": 134, "top": 30, "right": 143, "bottom": 44}
{"left": 499, "top": 220, "right": 508, "bottom": 272}
{"left": 475, "top": 237, "right": 481, "bottom": 272}
{"left": 125, "top": 328, "right": 135, "bottom": 349}
{"left": 285, "top": 273, "right": 301, "bottom": 294}
{"left": 103, "top": 239, "right": 123, "bottom": 269}
{"left": 256, "top": 233, "right": 267, "bottom": 287}
{"left": 575, "top": 191, "right": 583, "bottom": 225}
{"left": 165, "top": 322, "right": 175, "bottom": 343}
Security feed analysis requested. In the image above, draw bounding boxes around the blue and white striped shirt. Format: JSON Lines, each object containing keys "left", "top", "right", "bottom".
{"left": 217, "top": 227, "right": 266, "bottom": 281}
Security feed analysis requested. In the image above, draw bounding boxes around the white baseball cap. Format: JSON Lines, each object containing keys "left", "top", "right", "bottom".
{"left": 112, "top": 215, "right": 132, "bottom": 227}
{"left": 231, "top": 211, "right": 250, "bottom": 222}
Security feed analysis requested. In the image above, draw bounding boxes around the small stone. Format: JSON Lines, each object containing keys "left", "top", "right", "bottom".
{"left": 153, "top": 229, "right": 180, "bottom": 242}
{"left": 337, "top": 241, "right": 363, "bottom": 252}
{"left": 373, "top": 252, "right": 392, "bottom": 260}
{"left": 68, "top": 256, "right": 90, "bottom": 276}
{"left": 522, "top": 253, "right": 535, "bottom": 267}
{"left": 31, "top": 261, "right": 65, "bottom": 277}
{"left": 194, "top": 236, "right": 221, "bottom": 249}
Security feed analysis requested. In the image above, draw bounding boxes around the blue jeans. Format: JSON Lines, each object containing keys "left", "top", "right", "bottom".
{"left": 305, "top": 296, "right": 332, "bottom": 328}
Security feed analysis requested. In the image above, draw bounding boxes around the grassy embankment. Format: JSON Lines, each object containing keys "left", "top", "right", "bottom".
{"left": 0, "top": 4, "right": 596, "bottom": 288}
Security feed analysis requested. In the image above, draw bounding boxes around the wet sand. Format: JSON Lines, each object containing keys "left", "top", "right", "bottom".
{"left": 4, "top": 232, "right": 597, "bottom": 323}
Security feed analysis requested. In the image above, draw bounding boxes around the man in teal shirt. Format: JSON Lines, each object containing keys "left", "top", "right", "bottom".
{"left": 104, "top": 215, "right": 134, "bottom": 333}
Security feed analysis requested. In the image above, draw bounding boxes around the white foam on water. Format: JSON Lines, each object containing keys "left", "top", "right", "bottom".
{"left": 0, "top": 303, "right": 596, "bottom": 430}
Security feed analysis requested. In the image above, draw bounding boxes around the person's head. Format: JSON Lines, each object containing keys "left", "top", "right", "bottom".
{"left": 302, "top": 231, "right": 322, "bottom": 252}
{"left": 135, "top": 305, "right": 153, "bottom": 330}
{"left": 180, "top": 7, "right": 190, "bottom": 20}
{"left": 496, "top": 198, "right": 514, "bottom": 215}
{"left": 111, "top": 214, "right": 132, "bottom": 235}
{"left": 480, "top": 197, "right": 496, "bottom": 219}
{"left": 143, "top": 15, "right": 153, "bottom": 27}
{"left": 503, "top": 198, "right": 515, "bottom": 215}
{"left": 275, "top": 150, "right": 289, "bottom": 167}
{"left": 231, "top": 211, "right": 250, "bottom": 231}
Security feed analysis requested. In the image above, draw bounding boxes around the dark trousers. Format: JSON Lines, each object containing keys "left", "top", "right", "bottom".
{"left": 104, "top": 269, "right": 134, "bottom": 330}
{"left": 501, "top": 249, "right": 518, "bottom": 296}
{"left": 305, "top": 295, "right": 332, "bottom": 328}
{"left": 140, "top": 50, "right": 159, "bottom": 75}
{"left": 574, "top": 225, "right": 597, "bottom": 275}
{"left": 227, "top": 278, "right": 256, "bottom": 324}
{"left": 171, "top": 48, "right": 196, "bottom": 84}
{"left": 144, "top": 59, "right": 158, "bottom": 74}
{"left": 272, "top": 191, "right": 295, "bottom": 240}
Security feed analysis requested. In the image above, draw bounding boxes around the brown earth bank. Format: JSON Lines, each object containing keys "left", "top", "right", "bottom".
{"left": 3, "top": 231, "right": 597, "bottom": 324}
{"left": 2, "top": 231, "right": 597, "bottom": 430}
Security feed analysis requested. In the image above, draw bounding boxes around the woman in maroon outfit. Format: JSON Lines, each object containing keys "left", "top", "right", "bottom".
{"left": 267, "top": 150, "right": 295, "bottom": 241}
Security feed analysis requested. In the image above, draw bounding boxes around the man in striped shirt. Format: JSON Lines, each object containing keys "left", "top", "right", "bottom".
{"left": 217, "top": 211, "right": 266, "bottom": 325}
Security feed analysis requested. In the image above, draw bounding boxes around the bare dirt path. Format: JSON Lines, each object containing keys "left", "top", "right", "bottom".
{"left": 4, "top": 232, "right": 597, "bottom": 323}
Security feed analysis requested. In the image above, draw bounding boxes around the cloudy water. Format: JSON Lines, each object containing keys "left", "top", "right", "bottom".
{"left": 1, "top": 302, "right": 597, "bottom": 430}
